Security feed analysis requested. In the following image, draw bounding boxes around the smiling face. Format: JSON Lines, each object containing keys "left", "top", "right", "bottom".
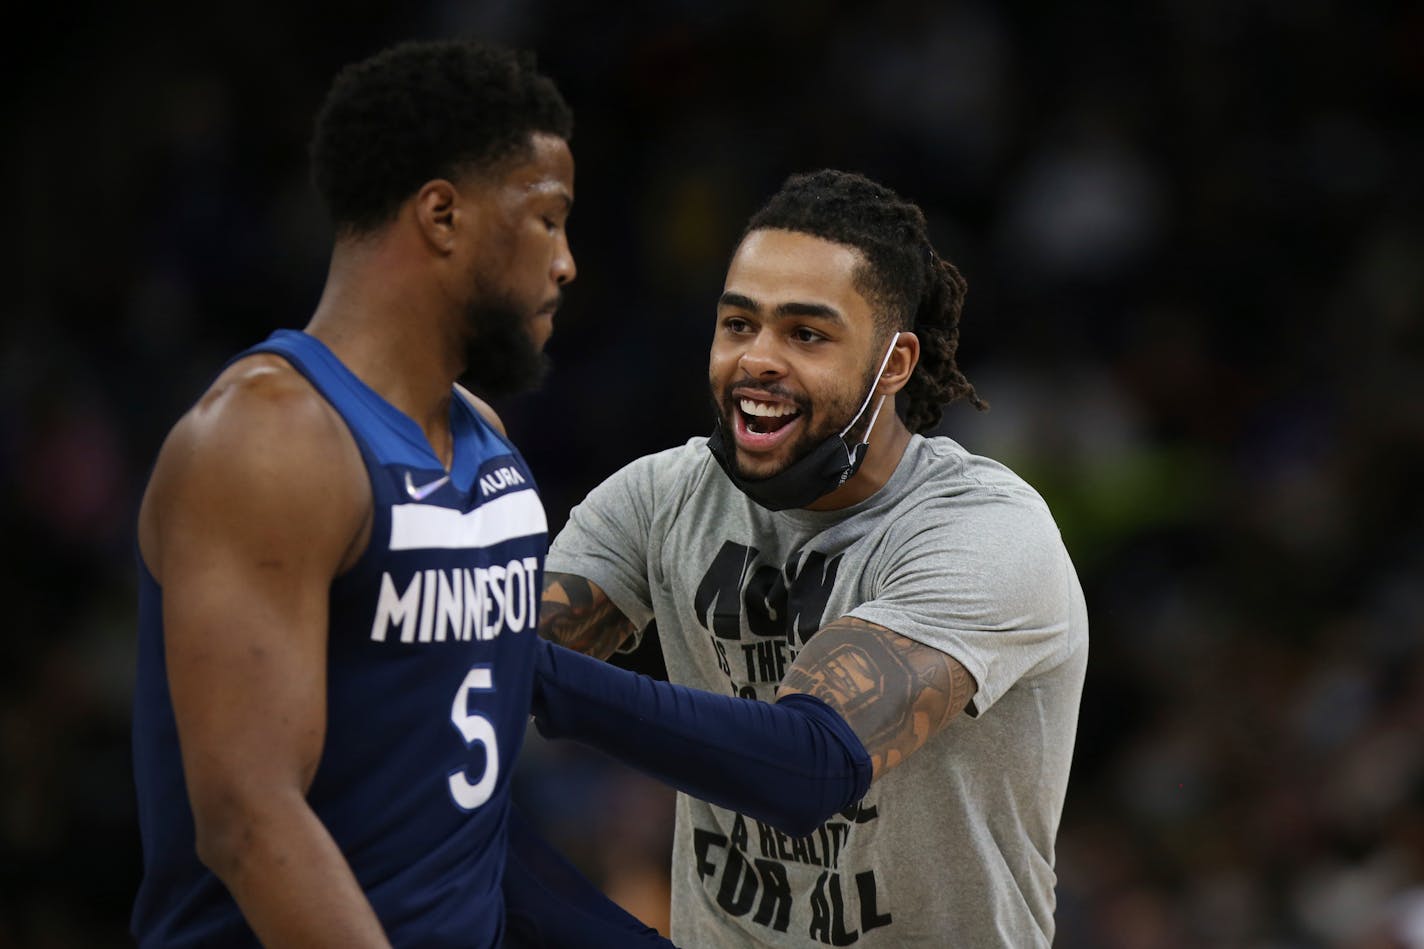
{"left": 456, "top": 132, "right": 576, "bottom": 395}
{"left": 709, "top": 229, "right": 887, "bottom": 480}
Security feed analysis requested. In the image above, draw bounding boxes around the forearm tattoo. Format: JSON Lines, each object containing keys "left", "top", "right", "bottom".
{"left": 780, "top": 616, "right": 976, "bottom": 780}
{"left": 539, "top": 572, "right": 637, "bottom": 660}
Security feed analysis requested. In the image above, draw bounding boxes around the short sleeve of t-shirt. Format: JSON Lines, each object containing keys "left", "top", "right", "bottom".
{"left": 847, "top": 491, "right": 1080, "bottom": 717}
{"left": 547, "top": 445, "right": 698, "bottom": 641}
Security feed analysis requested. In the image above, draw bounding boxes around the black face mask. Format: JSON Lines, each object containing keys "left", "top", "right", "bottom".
{"left": 706, "top": 333, "right": 900, "bottom": 512}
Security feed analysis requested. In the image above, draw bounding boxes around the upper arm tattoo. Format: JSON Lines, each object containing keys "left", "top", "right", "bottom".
{"left": 539, "top": 571, "right": 637, "bottom": 660}
{"left": 779, "top": 616, "right": 976, "bottom": 781}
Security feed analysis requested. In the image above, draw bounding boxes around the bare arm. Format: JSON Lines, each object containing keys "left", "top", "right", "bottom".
{"left": 140, "top": 357, "right": 389, "bottom": 947}
{"left": 538, "top": 572, "right": 638, "bottom": 660}
{"left": 777, "top": 616, "right": 976, "bottom": 781}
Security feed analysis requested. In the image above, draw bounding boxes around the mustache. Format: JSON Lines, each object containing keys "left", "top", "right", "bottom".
{"left": 723, "top": 381, "right": 809, "bottom": 410}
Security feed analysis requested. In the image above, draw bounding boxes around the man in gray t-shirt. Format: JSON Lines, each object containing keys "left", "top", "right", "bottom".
{"left": 538, "top": 170, "right": 1088, "bottom": 947}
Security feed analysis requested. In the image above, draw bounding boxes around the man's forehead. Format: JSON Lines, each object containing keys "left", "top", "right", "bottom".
{"left": 501, "top": 132, "right": 574, "bottom": 200}
{"left": 724, "top": 229, "right": 866, "bottom": 307}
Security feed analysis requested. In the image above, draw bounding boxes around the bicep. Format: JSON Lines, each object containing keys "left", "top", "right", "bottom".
{"left": 152, "top": 379, "right": 366, "bottom": 813}
{"left": 162, "top": 525, "right": 334, "bottom": 803}
{"left": 777, "top": 616, "right": 976, "bottom": 781}
{"left": 539, "top": 572, "right": 637, "bottom": 660}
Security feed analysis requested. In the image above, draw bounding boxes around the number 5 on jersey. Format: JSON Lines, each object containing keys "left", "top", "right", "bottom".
{"left": 448, "top": 665, "right": 499, "bottom": 810}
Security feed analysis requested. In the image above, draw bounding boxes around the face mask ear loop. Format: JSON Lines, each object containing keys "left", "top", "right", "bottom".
{"left": 838, "top": 332, "right": 903, "bottom": 459}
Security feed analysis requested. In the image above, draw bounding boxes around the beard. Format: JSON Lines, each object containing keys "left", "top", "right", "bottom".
{"left": 459, "top": 294, "right": 550, "bottom": 399}
{"left": 712, "top": 358, "right": 880, "bottom": 481}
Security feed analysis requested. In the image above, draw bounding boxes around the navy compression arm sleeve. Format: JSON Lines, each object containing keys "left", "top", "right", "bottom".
{"left": 531, "top": 639, "right": 872, "bottom": 837}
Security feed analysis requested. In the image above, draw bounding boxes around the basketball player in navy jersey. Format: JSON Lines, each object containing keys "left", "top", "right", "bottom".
{"left": 131, "top": 41, "right": 669, "bottom": 948}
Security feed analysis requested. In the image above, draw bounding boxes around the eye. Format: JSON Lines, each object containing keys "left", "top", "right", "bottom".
{"left": 722, "top": 316, "right": 753, "bottom": 334}
{"left": 791, "top": 326, "right": 825, "bottom": 343}
{"left": 541, "top": 216, "right": 558, "bottom": 233}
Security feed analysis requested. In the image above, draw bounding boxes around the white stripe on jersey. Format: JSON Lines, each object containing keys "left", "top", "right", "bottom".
{"left": 389, "top": 489, "right": 547, "bottom": 551}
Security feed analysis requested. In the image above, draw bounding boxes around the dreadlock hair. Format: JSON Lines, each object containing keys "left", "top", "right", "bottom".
{"left": 310, "top": 40, "right": 573, "bottom": 236}
{"left": 743, "top": 169, "right": 986, "bottom": 433}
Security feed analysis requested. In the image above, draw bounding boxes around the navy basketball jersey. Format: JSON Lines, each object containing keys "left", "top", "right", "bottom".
{"left": 132, "top": 329, "right": 547, "bottom": 947}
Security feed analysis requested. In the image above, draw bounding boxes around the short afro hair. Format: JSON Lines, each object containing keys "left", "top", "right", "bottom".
{"left": 745, "top": 170, "right": 986, "bottom": 432}
{"left": 310, "top": 40, "right": 573, "bottom": 235}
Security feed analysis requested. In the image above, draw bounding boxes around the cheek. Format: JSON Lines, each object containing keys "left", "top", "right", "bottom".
{"left": 707, "top": 343, "right": 739, "bottom": 386}
{"left": 517, "top": 233, "right": 546, "bottom": 272}
{"left": 508, "top": 225, "right": 547, "bottom": 271}
{"left": 826, "top": 374, "right": 869, "bottom": 418}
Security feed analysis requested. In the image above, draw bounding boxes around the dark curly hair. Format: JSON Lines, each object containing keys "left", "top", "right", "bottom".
{"left": 744, "top": 170, "right": 986, "bottom": 433}
{"left": 310, "top": 40, "right": 573, "bottom": 235}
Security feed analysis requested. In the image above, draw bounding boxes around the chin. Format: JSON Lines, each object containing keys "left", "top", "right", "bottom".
{"left": 527, "top": 314, "right": 554, "bottom": 350}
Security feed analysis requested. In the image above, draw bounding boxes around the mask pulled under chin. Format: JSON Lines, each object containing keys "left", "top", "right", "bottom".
{"left": 706, "top": 420, "right": 870, "bottom": 512}
{"left": 705, "top": 332, "right": 901, "bottom": 512}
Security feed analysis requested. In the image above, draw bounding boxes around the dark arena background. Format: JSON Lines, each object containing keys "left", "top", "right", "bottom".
{"left": 6, "top": 1, "right": 1423, "bottom": 946}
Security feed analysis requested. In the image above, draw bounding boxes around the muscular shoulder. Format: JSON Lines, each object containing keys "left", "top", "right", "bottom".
{"left": 139, "top": 353, "right": 370, "bottom": 580}
{"left": 164, "top": 354, "right": 358, "bottom": 472}
{"left": 196, "top": 353, "right": 347, "bottom": 435}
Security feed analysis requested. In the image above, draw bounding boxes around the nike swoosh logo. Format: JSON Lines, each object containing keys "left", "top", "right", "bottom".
{"left": 405, "top": 471, "right": 451, "bottom": 501}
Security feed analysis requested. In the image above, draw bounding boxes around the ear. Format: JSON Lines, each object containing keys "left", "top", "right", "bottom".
{"left": 877, "top": 331, "right": 919, "bottom": 396}
{"left": 412, "top": 179, "right": 463, "bottom": 254}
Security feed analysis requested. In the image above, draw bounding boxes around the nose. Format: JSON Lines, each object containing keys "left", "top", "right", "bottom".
{"left": 552, "top": 232, "right": 576, "bottom": 286}
{"left": 738, "top": 329, "right": 786, "bottom": 379}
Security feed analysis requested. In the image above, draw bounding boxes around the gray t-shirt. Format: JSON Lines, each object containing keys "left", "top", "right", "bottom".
{"left": 547, "top": 435, "right": 1088, "bottom": 947}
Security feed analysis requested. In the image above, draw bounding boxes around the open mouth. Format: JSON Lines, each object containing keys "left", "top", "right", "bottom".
{"left": 732, "top": 393, "right": 805, "bottom": 452}
{"left": 739, "top": 397, "right": 801, "bottom": 434}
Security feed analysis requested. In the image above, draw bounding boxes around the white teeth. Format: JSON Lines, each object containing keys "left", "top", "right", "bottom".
{"left": 740, "top": 398, "right": 798, "bottom": 418}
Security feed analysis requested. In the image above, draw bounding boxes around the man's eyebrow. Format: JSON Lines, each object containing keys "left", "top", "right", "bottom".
{"left": 717, "top": 293, "right": 844, "bottom": 324}
{"left": 530, "top": 183, "right": 573, "bottom": 212}
{"left": 718, "top": 291, "right": 761, "bottom": 313}
{"left": 774, "top": 301, "right": 843, "bottom": 323}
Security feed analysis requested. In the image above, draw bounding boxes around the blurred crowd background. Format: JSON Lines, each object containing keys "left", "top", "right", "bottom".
{"left": 5, "top": 1, "right": 1422, "bottom": 946}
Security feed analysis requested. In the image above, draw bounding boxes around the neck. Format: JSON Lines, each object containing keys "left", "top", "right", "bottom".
{"left": 803, "top": 404, "right": 913, "bottom": 511}
{"left": 304, "top": 237, "right": 462, "bottom": 466}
